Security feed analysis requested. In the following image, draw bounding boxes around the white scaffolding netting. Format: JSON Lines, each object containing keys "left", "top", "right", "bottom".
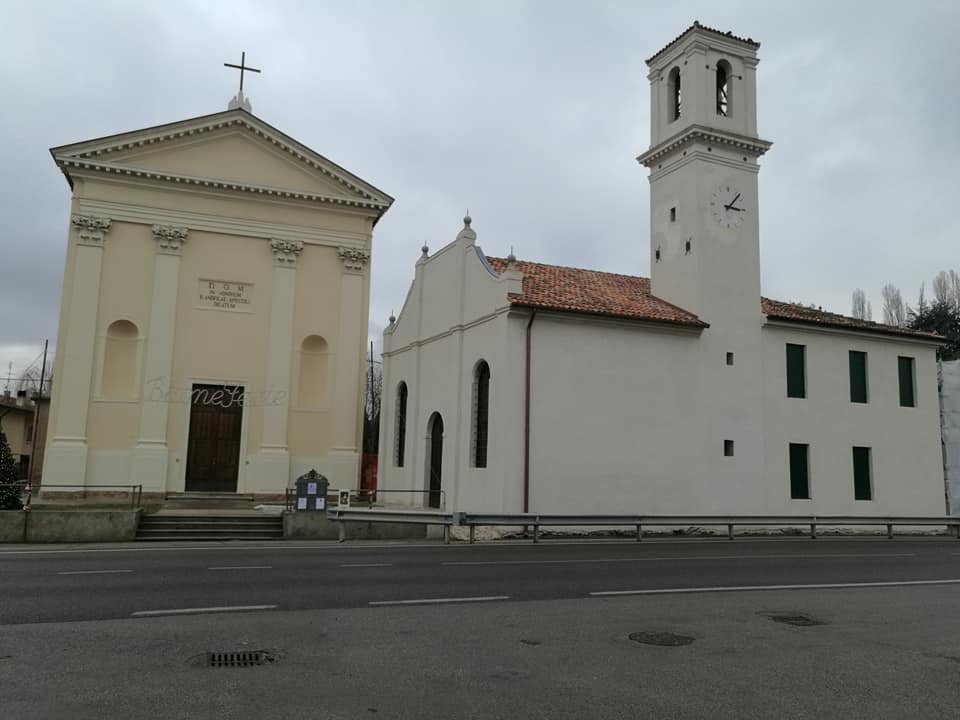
{"left": 942, "top": 361, "right": 960, "bottom": 515}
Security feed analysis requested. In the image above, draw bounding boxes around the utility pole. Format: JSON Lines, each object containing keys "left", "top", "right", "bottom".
{"left": 28, "top": 340, "right": 48, "bottom": 486}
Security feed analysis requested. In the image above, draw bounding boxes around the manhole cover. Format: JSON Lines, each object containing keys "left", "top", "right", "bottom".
{"left": 766, "top": 613, "right": 826, "bottom": 627}
{"left": 629, "top": 631, "right": 695, "bottom": 647}
{"left": 205, "top": 650, "right": 277, "bottom": 668}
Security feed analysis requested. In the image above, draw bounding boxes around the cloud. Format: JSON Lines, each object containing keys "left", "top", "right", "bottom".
{"left": 1, "top": 0, "right": 957, "bottom": 373}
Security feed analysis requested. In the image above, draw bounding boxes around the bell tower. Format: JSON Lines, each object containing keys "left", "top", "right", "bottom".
{"left": 637, "top": 22, "right": 772, "bottom": 324}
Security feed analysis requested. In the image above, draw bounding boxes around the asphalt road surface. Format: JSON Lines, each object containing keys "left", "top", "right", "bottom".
{"left": 2, "top": 538, "right": 960, "bottom": 718}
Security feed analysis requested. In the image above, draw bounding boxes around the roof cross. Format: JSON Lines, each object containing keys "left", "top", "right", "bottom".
{"left": 223, "top": 51, "right": 261, "bottom": 93}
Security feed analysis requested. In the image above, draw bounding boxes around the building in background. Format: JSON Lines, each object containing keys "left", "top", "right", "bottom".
{"left": 0, "top": 390, "right": 50, "bottom": 481}
{"left": 44, "top": 95, "right": 392, "bottom": 499}
{"left": 379, "top": 23, "right": 946, "bottom": 517}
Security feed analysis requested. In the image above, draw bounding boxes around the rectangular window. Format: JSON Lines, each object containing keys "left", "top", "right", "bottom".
{"left": 786, "top": 344, "right": 806, "bottom": 398}
{"left": 789, "top": 443, "right": 810, "bottom": 499}
{"left": 24, "top": 421, "right": 33, "bottom": 444}
{"left": 726, "top": 352, "right": 734, "bottom": 366}
{"left": 898, "top": 356, "right": 915, "bottom": 407}
{"left": 669, "top": 207, "right": 677, "bottom": 222}
{"left": 723, "top": 440, "right": 734, "bottom": 457}
{"left": 849, "top": 351, "right": 868, "bottom": 403}
{"left": 852, "top": 446, "right": 872, "bottom": 500}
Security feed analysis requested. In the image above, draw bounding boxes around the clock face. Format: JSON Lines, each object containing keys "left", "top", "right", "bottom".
{"left": 710, "top": 184, "right": 746, "bottom": 230}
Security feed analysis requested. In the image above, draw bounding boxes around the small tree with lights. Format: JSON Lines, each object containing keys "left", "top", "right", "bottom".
{"left": 0, "top": 430, "right": 22, "bottom": 510}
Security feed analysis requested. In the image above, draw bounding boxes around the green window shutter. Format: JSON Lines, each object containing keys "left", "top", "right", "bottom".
{"left": 898, "top": 356, "right": 915, "bottom": 407}
{"left": 849, "top": 351, "right": 868, "bottom": 403}
{"left": 789, "top": 443, "right": 809, "bottom": 499}
{"left": 852, "top": 446, "right": 872, "bottom": 500}
{"left": 786, "top": 344, "right": 806, "bottom": 398}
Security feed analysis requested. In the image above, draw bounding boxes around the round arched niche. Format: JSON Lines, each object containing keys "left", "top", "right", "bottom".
{"left": 298, "top": 334, "right": 329, "bottom": 407}
{"left": 101, "top": 319, "right": 139, "bottom": 399}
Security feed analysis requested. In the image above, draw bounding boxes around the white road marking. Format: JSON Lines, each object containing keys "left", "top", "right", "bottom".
{"left": 131, "top": 604, "right": 277, "bottom": 617}
{"left": 341, "top": 563, "right": 393, "bottom": 568}
{"left": 369, "top": 595, "right": 510, "bottom": 606}
{"left": 443, "top": 552, "right": 915, "bottom": 566}
{"left": 57, "top": 569, "right": 133, "bottom": 575}
{"left": 207, "top": 565, "right": 273, "bottom": 571}
{"left": 590, "top": 578, "right": 960, "bottom": 597}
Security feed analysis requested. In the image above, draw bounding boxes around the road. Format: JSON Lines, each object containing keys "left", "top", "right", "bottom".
{"left": 1, "top": 537, "right": 959, "bottom": 624}
{"left": 2, "top": 538, "right": 960, "bottom": 719}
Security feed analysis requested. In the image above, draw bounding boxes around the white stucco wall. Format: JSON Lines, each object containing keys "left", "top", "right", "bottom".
{"left": 761, "top": 325, "right": 944, "bottom": 515}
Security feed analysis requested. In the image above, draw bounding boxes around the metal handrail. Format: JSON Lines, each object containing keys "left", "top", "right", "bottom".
{"left": 458, "top": 513, "right": 960, "bottom": 543}
{"left": 1, "top": 483, "right": 145, "bottom": 510}
{"left": 285, "top": 487, "right": 447, "bottom": 512}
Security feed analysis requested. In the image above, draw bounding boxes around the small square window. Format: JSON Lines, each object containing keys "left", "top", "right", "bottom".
{"left": 726, "top": 352, "right": 734, "bottom": 366}
{"left": 669, "top": 207, "right": 677, "bottom": 222}
{"left": 723, "top": 440, "right": 734, "bottom": 457}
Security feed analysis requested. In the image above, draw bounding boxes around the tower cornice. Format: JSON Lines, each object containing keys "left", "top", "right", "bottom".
{"left": 637, "top": 124, "right": 772, "bottom": 167}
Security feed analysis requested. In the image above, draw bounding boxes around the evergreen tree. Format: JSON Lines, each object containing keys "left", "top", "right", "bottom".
{"left": 0, "top": 429, "right": 23, "bottom": 510}
{"left": 909, "top": 301, "right": 960, "bottom": 361}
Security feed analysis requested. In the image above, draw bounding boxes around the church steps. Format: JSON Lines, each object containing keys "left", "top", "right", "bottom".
{"left": 136, "top": 514, "right": 283, "bottom": 541}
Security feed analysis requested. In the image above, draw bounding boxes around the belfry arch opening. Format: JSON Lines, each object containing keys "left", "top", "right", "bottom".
{"left": 668, "top": 67, "right": 682, "bottom": 121}
{"left": 716, "top": 60, "right": 732, "bottom": 117}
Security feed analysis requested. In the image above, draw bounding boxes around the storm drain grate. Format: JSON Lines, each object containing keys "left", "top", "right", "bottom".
{"left": 766, "top": 614, "right": 826, "bottom": 627}
{"left": 629, "top": 631, "right": 695, "bottom": 647}
{"left": 206, "top": 650, "right": 276, "bottom": 668}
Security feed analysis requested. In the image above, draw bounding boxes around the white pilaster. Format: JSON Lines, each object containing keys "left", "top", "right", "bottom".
{"left": 329, "top": 247, "right": 371, "bottom": 488}
{"left": 254, "top": 238, "right": 303, "bottom": 491}
{"left": 131, "top": 225, "right": 188, "bottom": 493}
{"left": 44, "top": 215, "right": 111, "bottom": 488}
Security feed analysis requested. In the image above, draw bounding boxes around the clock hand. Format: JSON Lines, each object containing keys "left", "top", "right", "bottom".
{"left": 724, "top": 192, "right": 741, "bottom": 211}
{"left": 727, "top": 206, "right": 742, "bottom": 212}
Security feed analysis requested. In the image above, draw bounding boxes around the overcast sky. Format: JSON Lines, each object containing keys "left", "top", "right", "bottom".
{"left": 2, "top": 0, "right": 958, "bottom": 383}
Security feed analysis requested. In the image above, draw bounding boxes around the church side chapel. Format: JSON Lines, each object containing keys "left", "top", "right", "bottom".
{"left": 43, "top": 59, "right": 393, "bottom": 499}
{"left": 379, "top": 23, "right": 945, "bottom": 516}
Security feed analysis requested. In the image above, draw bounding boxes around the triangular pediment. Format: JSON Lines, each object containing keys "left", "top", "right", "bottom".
{"left": 50, "top": 109, "right": 393, "bottom": 214}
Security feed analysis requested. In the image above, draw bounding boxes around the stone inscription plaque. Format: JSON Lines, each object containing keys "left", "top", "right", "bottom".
{"left": 198, "top": 279, "right": 253, "bottom": 312}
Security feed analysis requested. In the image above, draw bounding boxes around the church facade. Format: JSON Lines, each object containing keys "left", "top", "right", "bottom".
{"left": 44, "top": 106, "right": 392, "bottom": 498}
{"left": 378, "top": 24, "right": 946, "bottom": 516}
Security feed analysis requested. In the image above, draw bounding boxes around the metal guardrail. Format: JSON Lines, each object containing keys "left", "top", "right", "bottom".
{"left": 327, "top": 507, "right": 457, "bottom": 543}
{"left": 1, "top": 483, "right": 144, "bottom": 510}
{"left": 285, "top": 487, "right": 446, "bottom": 512}
{"left": 458, "top": 513, "right": 960, "bottom": 543}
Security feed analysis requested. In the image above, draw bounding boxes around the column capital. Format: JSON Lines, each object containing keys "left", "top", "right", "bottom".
{"left": 152, "top": 224, "right": 189, "bottom": 255}
{"left": 270, "top": 238, "right": 304, "bottom": 267}
{"left": 71, "top": 214, "right": 112, "bottom": 247}
{"left": 337, "top": 246, "right": 370, "bottom": 274}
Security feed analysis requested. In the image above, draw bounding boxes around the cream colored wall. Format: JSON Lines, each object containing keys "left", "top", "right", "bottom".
{"left": 44, "top": 121, "right": 382, "bottom": 495}
{"left": 0, "top": 409, "right": 31, "bottom": 457}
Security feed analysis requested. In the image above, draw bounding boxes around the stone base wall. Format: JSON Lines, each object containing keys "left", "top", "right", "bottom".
{"left": 0, "top": 510, "right": 141, "bottom": 543}
{"left": 282, "top": 511, "right": 427, "bottom": 540}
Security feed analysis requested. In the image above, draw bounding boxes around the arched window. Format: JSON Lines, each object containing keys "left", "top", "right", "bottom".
{"left": 298, "top": 335, "right": 328, "bottom": 408}
{"left": 716, "top": 60, "right": 732, "bottom": 117}
{"left": 101, "top": 320, "right": 139, "bottom": 399}
{"left": 394, "top": 382, "right": 408, "bottom": 467}
{"left": 471, "top": 361, "right": 490, "bottom": 468}
{"left": 668, "top": 67, "right": 682, "bottom": 121}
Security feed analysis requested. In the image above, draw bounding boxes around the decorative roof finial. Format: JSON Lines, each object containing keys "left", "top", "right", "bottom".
{"left": 464, "top": 210, "right": 472, "bottom": 227}
{"left": 507, "top": 246, "right": 516, "bottom": 264}
{"left": 421, "top": 243, "right": 429, "bottom": 257}
{"left": 388, "top": 311, "right": 396, "bottom": 324}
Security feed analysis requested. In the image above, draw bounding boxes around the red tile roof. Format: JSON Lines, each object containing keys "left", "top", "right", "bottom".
{"left": 485, "top": 256, "right": 942, "bottom": 342}
{"left": 486, "top": 257, "right": 707, "bottom": 328}
{"left": 647, "top": 21, "right": 760, "bottom": 64}
{"left": 760, "top": 298, "right": 943, "bottom": 341}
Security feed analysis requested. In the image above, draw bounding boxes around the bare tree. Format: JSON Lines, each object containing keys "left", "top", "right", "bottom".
{"left": 881, "top": 284, "right": 906, "bottom": 327}
{"left": 933, "top": 271, "right": 951, "bottom": 305}
{"left": 851, "top": 289, "right": 871, "bottom": 320}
